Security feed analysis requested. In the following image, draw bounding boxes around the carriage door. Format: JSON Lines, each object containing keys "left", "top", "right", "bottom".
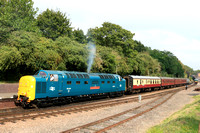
{"left": 58, "top": 74, "right": 63, "bottom": 96}
{"left": 123, "top": 76, "right": 129, "bottom": 91}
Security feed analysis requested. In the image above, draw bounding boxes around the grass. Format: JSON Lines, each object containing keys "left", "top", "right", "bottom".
{"left": 147, "top": 95, "right": 200, "bottom": 133}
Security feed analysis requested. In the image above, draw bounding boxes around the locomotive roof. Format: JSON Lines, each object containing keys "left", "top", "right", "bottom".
{"left": 36, "top": 70, "right": 121, "bottom": 79}
{"left": 38, "top": 70, "right": 119, "bottom": 74}
{"left": 128, "top": 75, "right": 160, "bottom": 79}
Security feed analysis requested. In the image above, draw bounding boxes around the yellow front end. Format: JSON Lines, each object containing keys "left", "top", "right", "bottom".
{"left": 17, "top": 76, "right": 36, "bottom": 102}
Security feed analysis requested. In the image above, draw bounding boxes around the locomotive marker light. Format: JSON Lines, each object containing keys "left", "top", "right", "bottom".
{"left": 139, "top": 95, "right": 142, "bottom": 102}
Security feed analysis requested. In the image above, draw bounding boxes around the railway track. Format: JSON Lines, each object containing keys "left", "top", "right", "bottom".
{"left": 0, "top": 86, "right": 184, "bottom": 125}
{"left": 62, "top": 91, "right": 178, "bottom": 133}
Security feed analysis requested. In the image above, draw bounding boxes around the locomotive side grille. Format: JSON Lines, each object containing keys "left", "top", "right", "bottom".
{"left": 36, "top": 82, "right": 46, "bottom": 93}
{"left": 99, "top": 75, "right": 115, "bottom": 79}
{"left": 42, "top": 82, "right": 46, "bottom": 93}
{"left": 65, "top": 73, "right": 90, "bottom": 79}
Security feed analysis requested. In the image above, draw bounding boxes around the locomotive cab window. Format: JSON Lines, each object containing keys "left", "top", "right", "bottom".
{"left": 39, "top": 71, "right": 47, "bottom": 76}
{"left": 50, "top": 74, "right": 58, "bottom": 81}
{"left": 118, "top": 76, "right": 122, "bottom": 81}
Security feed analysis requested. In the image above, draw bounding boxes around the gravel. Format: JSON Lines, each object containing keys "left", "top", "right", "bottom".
{"left": 0, "top": 85, "right": 199, "bottom": 133}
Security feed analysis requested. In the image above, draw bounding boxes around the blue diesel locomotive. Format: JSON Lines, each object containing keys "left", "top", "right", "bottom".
{"left": 15, "top": 70, "right": 125, "bottom": 108}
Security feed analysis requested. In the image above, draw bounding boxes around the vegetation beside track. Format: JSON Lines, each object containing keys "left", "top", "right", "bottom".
{"left": 147, "top": 95, "right": 200, "bottom": 133}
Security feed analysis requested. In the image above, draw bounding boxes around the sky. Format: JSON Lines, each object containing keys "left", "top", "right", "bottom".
{"left": 33, "top": 0, "right": 200, "bottom": 70}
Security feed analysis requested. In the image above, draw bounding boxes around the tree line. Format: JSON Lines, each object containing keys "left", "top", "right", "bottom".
{"left": 0, "top": 0, "right": 195, "bottom": 81}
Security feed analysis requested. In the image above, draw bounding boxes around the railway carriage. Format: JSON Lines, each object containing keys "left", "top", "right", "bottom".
{"left": 123, "top": 75, "right": 161, "bottom": 93}
{"left": 160, "top": 77, "right": 175, "bottom": 89}
{"left": 174, "top": 78, "right": 187, "bottom": 87}
{"left": 15, "top": 70, "right": 125, "bottom": 108}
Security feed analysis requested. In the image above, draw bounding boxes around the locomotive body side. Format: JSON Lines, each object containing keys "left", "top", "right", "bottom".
{"left": 15, "top": 70, "right": 125, "bottom": 108}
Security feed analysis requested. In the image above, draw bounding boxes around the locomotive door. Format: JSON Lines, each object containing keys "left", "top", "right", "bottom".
{"left": 49, "top": 74, "right": 59, "bottom": 97}
{"left": 58, "top": 74, "right": 63, "bottom": 96}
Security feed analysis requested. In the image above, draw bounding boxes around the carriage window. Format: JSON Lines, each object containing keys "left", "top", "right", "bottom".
{"left": 76, "top": 81, "right": 80, "bottom": 84}
{"left": 50, "top": 74, "right": 58, "bottom": 81}
{"left": 84, "top": 81, "right": 88, "bottom": 84}
{"left": 67, "top": 81, "right": 71, "bottom": 84}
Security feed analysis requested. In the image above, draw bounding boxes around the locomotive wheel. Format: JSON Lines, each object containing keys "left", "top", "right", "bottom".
{"left": 21, "top": 102, "right": 29, "bottom": 109}
{"left": 14, "top": 100, "right": 20, "bottom": 106}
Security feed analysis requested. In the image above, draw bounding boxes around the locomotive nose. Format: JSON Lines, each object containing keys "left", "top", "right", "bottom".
{"left": 17, "top": 76, "right": 36, "bottom": 101}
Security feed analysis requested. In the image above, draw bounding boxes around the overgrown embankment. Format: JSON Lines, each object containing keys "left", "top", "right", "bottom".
{"left": 147, "top": 95, "right": 200, "bottom": 133}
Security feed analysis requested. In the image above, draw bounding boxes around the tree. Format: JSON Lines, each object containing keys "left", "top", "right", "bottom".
{"left": 134, "top": 40, "right": 148, "bottom": 52}
{"left": 54, "top": 36, "right": 88, "bottom": 72}
{"left": 36, "top": 9, "right": 72, "bottom": 40}
{"left": 135, "top": 52, "right": 161, "bottom": 75}
{"left": 87, "top": 22, "right": 139, "bottom": 75}
{"left": 87, "top": 22, "right": 136, "bottom": 57}
{"left": 184, "top": 65, "right": 193, "bottom": 78}
{"left": 0, "top": 0, "right": 38, "bottom": 43}
{"left": 72, "top": 28, "right": 86, "bottom": 44}
{"left": 149, "top": 50, "right": 185, "bottom": 77}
